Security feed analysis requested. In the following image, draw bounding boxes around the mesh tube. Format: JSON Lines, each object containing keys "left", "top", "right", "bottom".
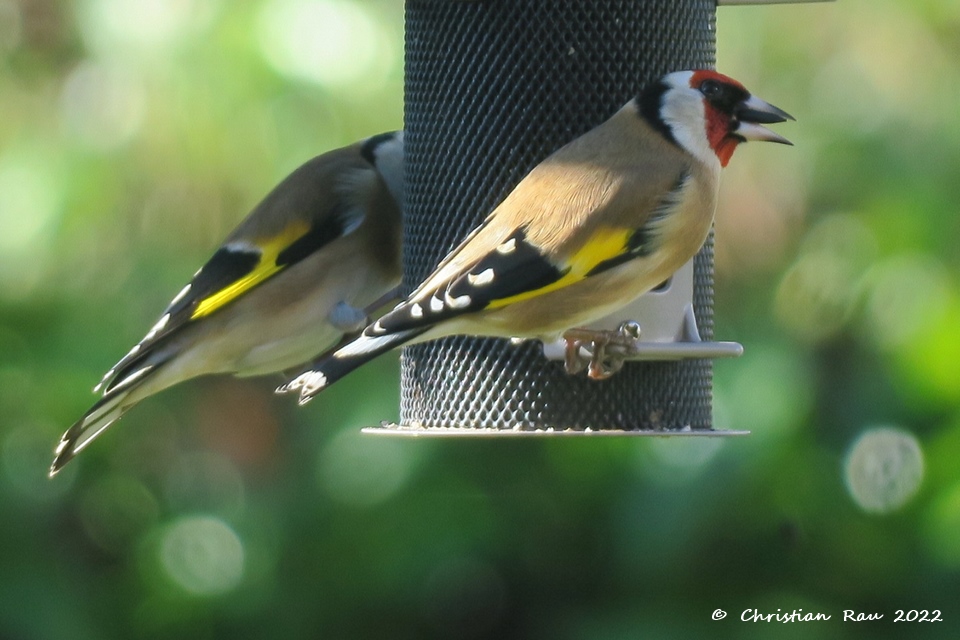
{"left": 401, "top": 0, "right": 717, "bottom": 431}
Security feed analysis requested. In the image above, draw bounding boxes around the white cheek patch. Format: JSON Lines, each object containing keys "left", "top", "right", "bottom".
{"left": 659, "top": 75, "right": 721, "bottom": 170}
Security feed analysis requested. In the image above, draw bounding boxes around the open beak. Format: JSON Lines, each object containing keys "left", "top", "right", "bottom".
{"left": 733, "top": 94, "right": 794, "bottom": 145}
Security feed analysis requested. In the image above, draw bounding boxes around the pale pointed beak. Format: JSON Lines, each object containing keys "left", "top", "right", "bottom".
{"left": 733, "top": 94, "right": 794, "bottom": 145}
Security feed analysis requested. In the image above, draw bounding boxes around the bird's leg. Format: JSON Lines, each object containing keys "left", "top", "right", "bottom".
{"left": 562, "top": 321, "right": 642, "bottom": 380}
{"left": 588, "top": 337, "right": 616, "bottom": 380}
{"left": 563, "top": 332, "right": 589, "bottom": 376}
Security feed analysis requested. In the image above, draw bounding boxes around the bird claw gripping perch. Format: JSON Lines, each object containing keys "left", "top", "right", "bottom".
{"left": 562, "top": 321, "right": 643, "bottom": 380}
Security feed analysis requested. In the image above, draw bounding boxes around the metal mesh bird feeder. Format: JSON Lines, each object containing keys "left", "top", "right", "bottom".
{"left": 368, "top": 0, "right": 806, "bottom": 438}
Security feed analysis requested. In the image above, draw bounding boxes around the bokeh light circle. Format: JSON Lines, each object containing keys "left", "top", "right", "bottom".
{"left": 318, "top": 429, "right": 414, "bottom": 507}
{"left": 844, "top": 427, "right": 924, "bottom": 514}
{"left": 257, "top": 0, "right": 395, "bottom": 89}
{"left": 159, "top": 515, "right": 245, "bottom": 596}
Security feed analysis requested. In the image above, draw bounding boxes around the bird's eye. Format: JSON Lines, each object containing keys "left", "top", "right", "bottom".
{"left": 700, "top": 80, "right": 721, "bottom": 98}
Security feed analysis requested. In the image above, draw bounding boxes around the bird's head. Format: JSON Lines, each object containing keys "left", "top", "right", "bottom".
{"left": 641, "top": 69, "right": 793, "bottom": 168}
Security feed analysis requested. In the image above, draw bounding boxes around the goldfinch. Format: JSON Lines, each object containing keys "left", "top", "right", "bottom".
{"left": 280, "top": 70, "right": 791, "bottom": 404}
{"left": 50, "top": 131, "right": 404, "bottom": 475}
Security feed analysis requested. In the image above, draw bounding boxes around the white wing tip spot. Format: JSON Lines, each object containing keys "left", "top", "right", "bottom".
{"left": 291, "top": 371, "right": 328, "bottom": 401}
{"left": 496, "top": 238, "right": 517, "bottom": 254}
{"left": 143, "top": 313, "right": 171, "bottom": 341}
{"left": 445, "top": 291, "right": 472, "bottom": 310}
{"left": 54, "top": 438, "right": 70, "bottom": 456}
{"left": 110, "top": 365, "right": 153, "bottom": 392}
{"left": 467, "top": 268, "right": 495, "bottom": 286}
{"left": 170, "top": 283, "right": 192, "bottom": 306}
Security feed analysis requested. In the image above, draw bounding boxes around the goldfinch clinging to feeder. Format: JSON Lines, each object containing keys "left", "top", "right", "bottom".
{"left": 50, "top": 131, "right": 404, "bottom": 476}
{"left": 280, "top": 69, "right": 792, "bottom": 404}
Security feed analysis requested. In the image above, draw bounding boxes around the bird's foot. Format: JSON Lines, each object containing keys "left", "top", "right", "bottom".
{"left": 562, "top": 321, "right": 642, "bottom": 380}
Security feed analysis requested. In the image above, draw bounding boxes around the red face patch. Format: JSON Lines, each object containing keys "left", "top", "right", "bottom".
{"left": 703, "top": 103, "right": 738, "bottom": 167}
{"left": 690, "top": 70, "right": 747, "bottom": 167}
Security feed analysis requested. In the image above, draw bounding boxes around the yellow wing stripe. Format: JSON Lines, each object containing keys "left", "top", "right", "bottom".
{"left": 486, "top": 227, "right": 632, "bottom": 309}
{"left": 191, "top": 220, "right": 310, "bottom": 320}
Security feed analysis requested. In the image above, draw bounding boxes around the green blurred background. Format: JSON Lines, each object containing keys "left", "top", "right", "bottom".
{"left": 1, "top": 0, "right": 959, "bottom": 638}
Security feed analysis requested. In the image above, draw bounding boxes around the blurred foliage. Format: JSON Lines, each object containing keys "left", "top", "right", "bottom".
{"left": 1, "top": 0, "right": 959, "bottom": 638}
